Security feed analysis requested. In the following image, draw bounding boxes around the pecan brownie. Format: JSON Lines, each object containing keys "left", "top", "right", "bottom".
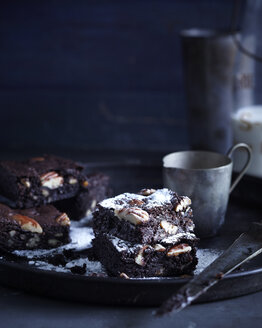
{"left": 0, "top": 203, "right": 70, "bottom": 251}
{"left": 0, "top": 155, "right": 87, "bottom": 208}
{"left": 92, "top": 188, "right": 198, "bottom": 277}
{"left": 93, "top": 188, "right": 194, "bottom": 244}
{"left": 92, "top": 232, "right": 198, "bottom": 278}
{"left": 54, "top": 173, "right": 111, "bottom": 221}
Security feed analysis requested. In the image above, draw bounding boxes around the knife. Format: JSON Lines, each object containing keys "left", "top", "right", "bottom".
{"left": 155, "top": 222, "right": 262, "bottom": 316}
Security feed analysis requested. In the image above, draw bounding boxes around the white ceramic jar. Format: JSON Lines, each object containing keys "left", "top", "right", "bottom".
{"left": 232, "top": 0, "right": 262, "bottom": 177}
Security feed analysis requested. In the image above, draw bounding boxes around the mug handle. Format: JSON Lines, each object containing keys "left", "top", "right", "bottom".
{"left": 226, "top": 143, "right": 252, "bottom": 193}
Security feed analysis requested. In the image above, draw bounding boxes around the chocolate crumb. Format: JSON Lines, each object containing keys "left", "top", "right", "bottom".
{"left": 70, "top": 263, "right": 87, "bottom": 275}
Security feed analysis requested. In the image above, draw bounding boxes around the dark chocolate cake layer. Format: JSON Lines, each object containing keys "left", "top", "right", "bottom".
{"left": 0, "top": 203, "right": 71, "bottom": 250}
{"left": 92, "top": 232, "right": 198, "bottom": 278}
{"left": 54, "top": 173, "right": 111, "bottom": 221}
{"left": 93, "top": 188, "right": 194, "bottom": 244}
{"left": 0, "top": 155, "right": 87, "bottom": 208}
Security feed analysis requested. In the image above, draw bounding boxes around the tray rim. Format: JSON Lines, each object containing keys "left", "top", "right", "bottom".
{"left": 0, "top": 255, "right": 261, "bottom": 284}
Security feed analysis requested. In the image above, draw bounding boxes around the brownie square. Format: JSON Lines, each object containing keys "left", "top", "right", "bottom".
{"left": 0, "top": 203, "right": 71, "bottom": 251}
{"left": 0, "top": 155, "right": 87, "bottom": 208}
{"left": 54, "top": 173, "right": 111, "bottom": 221}
{"left": 92, "top": 232, "right": 198, "bottom": 278}
{"left": 93, "top": 188, "right": 194, "bottom": 244}
{"left": 92, "top": 188, "right": 198, "bottom": 277}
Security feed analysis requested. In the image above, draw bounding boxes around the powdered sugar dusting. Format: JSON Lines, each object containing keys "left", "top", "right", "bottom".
{"left": 99, "top": 188, "right": 179, "bottom": 210}
{"left": 8, "top": 220, "right": 222, "bottom": 278}
{"left": 11, "top": 218, "right": 106, "bottom": 276}
{"left": 28, "top": 258, "right": 105, "bottom": 276}
{"left": 195, "top": 248, "right": 222, "bottom": 274}
{"left": 109, "top": 234, "right": 140, "bottom": 253}
{"left": 99, "top": 192, "right": 144, "bottom": 210}
{"left": 22, "top": 247, "right": 222, "bottom": 278}
{"left": 144, "top": 188, "right": 174, "bottom": 208}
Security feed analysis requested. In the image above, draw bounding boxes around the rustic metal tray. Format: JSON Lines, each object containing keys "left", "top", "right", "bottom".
{"left": 0, "top": 161, "right": 261, "bottom": 306}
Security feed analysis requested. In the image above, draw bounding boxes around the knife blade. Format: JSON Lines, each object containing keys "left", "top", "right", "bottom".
{"left": 155, "top": 222, "right": 262, "bottom": 316}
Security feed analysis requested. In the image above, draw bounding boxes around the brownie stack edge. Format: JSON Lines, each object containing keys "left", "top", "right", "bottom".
{"left": 92, "top": 188, "right": 198, "bottom": 278}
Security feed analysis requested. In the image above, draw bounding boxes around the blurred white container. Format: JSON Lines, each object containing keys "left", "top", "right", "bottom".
{"left": 232, "top": 0, "right": 262, "bottom": 177}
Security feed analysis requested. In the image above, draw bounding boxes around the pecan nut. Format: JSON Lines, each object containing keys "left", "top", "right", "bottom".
{"left": 40, "top": 171, "right": 64, "bottom": 189}
{"left": 175, "top": 196, "right": 192, "bottom": 212}
{"left": 56, "top": 213, "right": 70, "bottom": 226}
{"left": 166, "top": 243, "right": 192, "bottom": 257}
{"left": 135, "top": 246, "right": 150, "bottom": 266}
{"left": 154, "top": 244, "right": 166, "bottom": 252}
{"left": 12, "top": 214, "right": 43, "bottom": 234}
{"left": 139, "top": 188, "right": 156, "bottom": 196}
{"left": 69, "top": 177, "right": 78, "bottom": 185}
{"left": 20, "top": 178, "right": 31, "bottom": 188}
{"left": 119, "top": 272, "right": 130, "bottom": 279}
{"left": 114, "top": 207, "right": 149, "bottom": 225}
{"left": 160, "top": 220, "right": 178, "bottom": 235}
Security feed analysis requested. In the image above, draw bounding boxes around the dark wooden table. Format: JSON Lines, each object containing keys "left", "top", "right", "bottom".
{"left": 1, "top": 284, "right": 261, "bottom": 328}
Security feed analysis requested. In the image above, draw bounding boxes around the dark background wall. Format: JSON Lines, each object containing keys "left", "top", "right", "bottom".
{"left": 0, "top": 0, "right": 235, "bottom": 154}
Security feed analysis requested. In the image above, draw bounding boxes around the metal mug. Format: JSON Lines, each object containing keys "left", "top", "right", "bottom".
{"left": 163, "top": 143, "right": 252, "bottom": 238}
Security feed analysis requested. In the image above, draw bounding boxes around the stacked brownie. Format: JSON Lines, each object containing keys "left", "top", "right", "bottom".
{"left": 92, "top": 188, "right": 198, "bottom": 278}
{"left": 0, "top": 155, "right": 110, "bottom": 250}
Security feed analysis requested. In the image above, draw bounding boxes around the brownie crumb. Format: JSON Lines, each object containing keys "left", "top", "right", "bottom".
{"left": 70, "top": 263, "right": 87, "bottom": 275}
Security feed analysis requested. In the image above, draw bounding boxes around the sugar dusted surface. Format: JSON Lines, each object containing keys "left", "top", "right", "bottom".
{"left": 5, "top": 214, "right": 223, "bottom": 278}
{"left": 11, "top": 219, "right": 106, "bottom": 276}
{"left": 109, "top": 234, "right": 140, "bottom": 253}
{"left": 195, "top": 248, "right": 222, "bottom": 274}
{"left": 99, "top": 188, "right": 177, "bottom": 210}
{"left": 144, "top": 188, "right": 174, "bottom": 208}
{"left": 5, "top": 209, "right": 221, "bottom": 279}
{"left": 99, "top": 192, "right": 144, "bottom": 210}
{"left": 13, "top": 220, "right": 94, "bottom": 259}
{"left": 28, "top": 258, "right": 105, "bottom": 276}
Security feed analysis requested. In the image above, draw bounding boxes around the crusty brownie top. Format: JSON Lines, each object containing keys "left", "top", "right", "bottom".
{"left": 99, "top": 188, "right": 191, "bottom": 211}
{"left": 0, "top": 154, "right": 83, "bottom": 177}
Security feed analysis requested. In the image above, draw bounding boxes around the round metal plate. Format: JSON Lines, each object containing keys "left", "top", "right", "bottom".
{"left": 0, "top": 161, "right": 261, "bottom": 306}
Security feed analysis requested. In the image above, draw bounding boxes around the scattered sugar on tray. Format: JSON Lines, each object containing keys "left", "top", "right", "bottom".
{"left": 13, "top": 247, "right": 57, "bottom": 259}
{"left": 13, "top": 221, "right": 95, "bottom": 259}
{"left": 29, "top": 257, "right": 105, "bottom": 276}
{"left": 195, "top": 248, "right": 222, "bottom": 274}
{"left": 65, "top": 258, "right": 104, "bottom": 274}
{"left": 10, "top": 216, "right": 106, "bottom": 276}
{"left": 11, "top": 245, "right": 223, "bottom": 278}
{"left": 69, "top": 222, "right": 94, "bottom": 250}
{"left": 33, "top": 261, "right": 69, "bottom": 273}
